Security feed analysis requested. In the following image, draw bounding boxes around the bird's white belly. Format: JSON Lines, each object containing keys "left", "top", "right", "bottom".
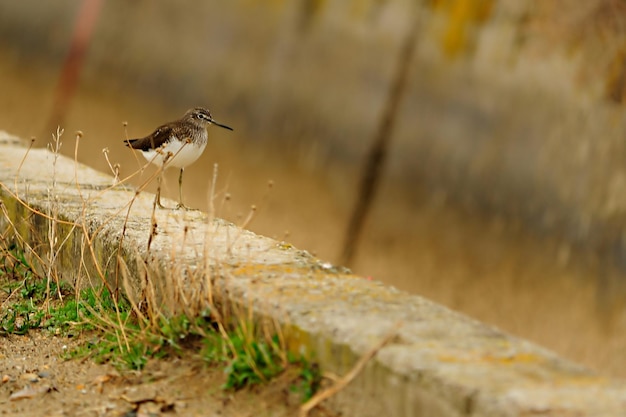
{"left": 142, "top": 139, "right": 206, "bottom": 169}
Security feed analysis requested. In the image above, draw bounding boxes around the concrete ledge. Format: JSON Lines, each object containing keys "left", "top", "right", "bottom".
{"left": 0, "top": 130, "right": 625, "bottom": 416}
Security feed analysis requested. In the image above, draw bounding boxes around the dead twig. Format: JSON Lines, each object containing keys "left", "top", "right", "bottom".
{"left": 340, "top": 14, "right": 418, "bottom": 266}
{"left": 300, "top": 323, "right": 401, "bottom": 417}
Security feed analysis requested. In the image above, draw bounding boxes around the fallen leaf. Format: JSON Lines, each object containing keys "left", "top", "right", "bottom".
{"left": 9, "top": 384, "right": 53, "bottom": 401}
{"left": 91, "top": 373, "right": 117, "bottom": 394}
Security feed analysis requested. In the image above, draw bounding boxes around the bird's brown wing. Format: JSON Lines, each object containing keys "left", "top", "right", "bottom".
{"left": 124, "top": 125, "right": 173, "bottom": 151}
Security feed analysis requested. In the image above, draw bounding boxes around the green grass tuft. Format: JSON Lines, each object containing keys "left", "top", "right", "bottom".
{"left": 0, "top": 244, "right": 321, "bottom": 399}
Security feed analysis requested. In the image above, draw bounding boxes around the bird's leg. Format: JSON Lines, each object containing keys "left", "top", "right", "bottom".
{"left": 155, "top": 173, "right": 167, "bottom": 209}
{"left": 176, "top": 168, "right": 192, "bottom": 210}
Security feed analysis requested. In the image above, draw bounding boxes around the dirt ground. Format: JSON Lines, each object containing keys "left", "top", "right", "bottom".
{"left": 0, "top": 330, "right": 319, "bottom": 417}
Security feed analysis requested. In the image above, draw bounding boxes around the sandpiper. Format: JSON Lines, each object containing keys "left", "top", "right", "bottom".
{"left": 125, "top": 107, "right": 233, "bottom": 209}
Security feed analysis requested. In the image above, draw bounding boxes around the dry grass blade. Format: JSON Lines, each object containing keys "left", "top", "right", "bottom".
{"left": 0, "top": 124, "right": 325, "bottom": 412}
{"left": 13, "top": 136, "right": 35, "bottom": 193}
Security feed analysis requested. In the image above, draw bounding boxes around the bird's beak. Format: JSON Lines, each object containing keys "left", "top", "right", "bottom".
{"left": 211, "top": 120, "right": 233, "bottom": 131}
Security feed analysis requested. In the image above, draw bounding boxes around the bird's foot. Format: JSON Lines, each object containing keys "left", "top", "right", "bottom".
{"left": 175, "top": 203, "right": 197, "bottom": 211}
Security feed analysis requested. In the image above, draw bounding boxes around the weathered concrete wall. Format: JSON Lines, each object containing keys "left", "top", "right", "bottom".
{"left": 2, "top": 131, "right": 626, "bottom": 416}
{"left": 2, "top": 1, "right": 626, "bottom": 268}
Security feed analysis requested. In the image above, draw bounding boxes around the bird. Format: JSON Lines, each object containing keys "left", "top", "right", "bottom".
{"left": 124, "top": 107, "right": 233, "bottom": 210}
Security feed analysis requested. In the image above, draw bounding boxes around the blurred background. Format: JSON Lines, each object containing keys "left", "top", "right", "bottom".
{"left": 2, "top": 0, "right": 626, "bottom": 376}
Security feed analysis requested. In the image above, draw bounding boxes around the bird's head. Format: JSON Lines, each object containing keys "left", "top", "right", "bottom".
{"left": 186, "top": 107, "right": 233, "bottom": 131}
